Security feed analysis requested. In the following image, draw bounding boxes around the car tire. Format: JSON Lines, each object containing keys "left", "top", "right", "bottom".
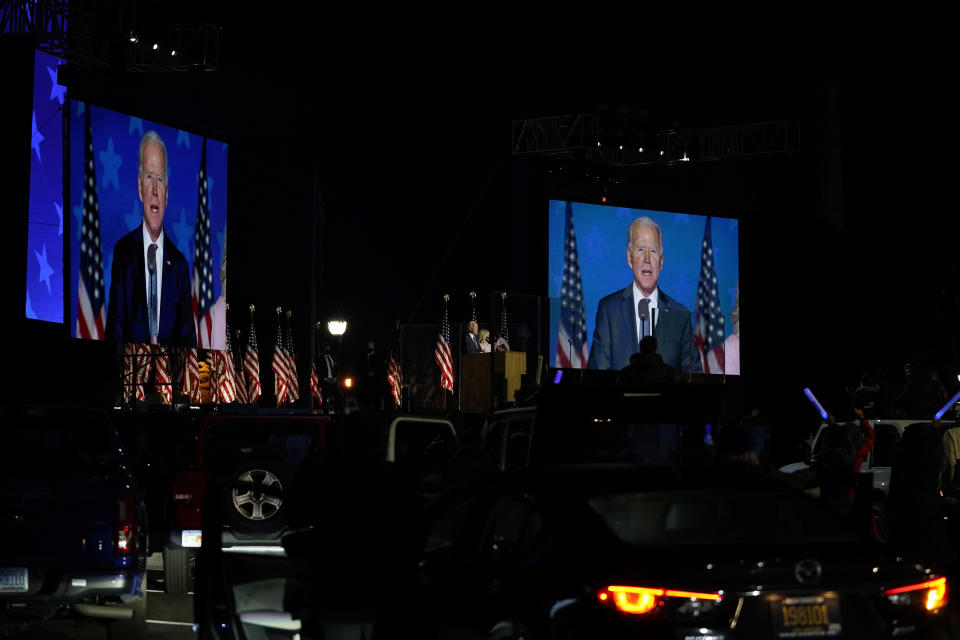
{"left": 223, "top": 458, "right": 292, "bottom": 534}
{"left": 105, "top": 593, "right": 147, "bottom": 640}
{"left": 163, "top": 544, "right": 194, "bottom": 595}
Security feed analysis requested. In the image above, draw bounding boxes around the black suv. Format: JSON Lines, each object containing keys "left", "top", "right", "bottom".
{"left": 0, "top": 407, "right": 148, "bottom": 639}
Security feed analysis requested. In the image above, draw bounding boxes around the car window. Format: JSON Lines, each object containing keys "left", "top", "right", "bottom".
{"left": 204, "top": 421, "right": 318, "bottom": 471}
{"left": 504, "top": 419, "right": 533, "bottom": 471}
{"left": 394, "top": 422, "right": 459, "bottom": 476}
{"left": 589, "top": 490, "right": 855, "bottom": 546}
{"left": 533, "top": 421, "right": 682, "bottom": 467}
{"left": 9, "top": 415, "right": 121, "bottom": 472}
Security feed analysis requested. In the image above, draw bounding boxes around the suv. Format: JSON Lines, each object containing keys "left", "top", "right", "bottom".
{"left": 0, "top": 407, "right": 148, "bottom": 639}
{"left": 163, "top": 412, "right": 331, "bottom": 594}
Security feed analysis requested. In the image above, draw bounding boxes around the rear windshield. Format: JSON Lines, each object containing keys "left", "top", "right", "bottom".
{"left": 588, "top": 490, "right": 855, "bottom": 546}
{"left": 533, "top": 421, "right": 690, "bottom": 467}
{"left": 8, "top": 415, "right": 121, "bottom": 472}
{"left": 203, "top": 421, "right": 318, "bottom": 471}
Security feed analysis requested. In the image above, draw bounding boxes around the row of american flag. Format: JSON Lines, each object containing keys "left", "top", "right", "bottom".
{"left": 120, "top": 303, "right": 405, "bottom": 409}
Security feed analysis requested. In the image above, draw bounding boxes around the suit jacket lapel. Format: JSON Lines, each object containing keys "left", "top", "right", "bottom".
{"left": 620, "top": 286, "right": 636, "bottom": 353}
{"left": 132, "top": 226, "right": 147, "bottom": 314}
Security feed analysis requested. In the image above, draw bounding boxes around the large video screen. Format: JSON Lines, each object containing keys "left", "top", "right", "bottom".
{"left": 548, "top": 200, "right": 740, "bottom": 375}
{"left": 25, "top": 50, "right": 66, "bottom": 324}
{"left": 68, "top": 102, "right": 228, "bottom": 349}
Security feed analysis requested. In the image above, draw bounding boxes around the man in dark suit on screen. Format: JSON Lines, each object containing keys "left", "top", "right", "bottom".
{"left": 106, "top": 131, "right": 196, "bottom": 346}
{"left": 587, "top": 216, "right": 701, "bottom": 373}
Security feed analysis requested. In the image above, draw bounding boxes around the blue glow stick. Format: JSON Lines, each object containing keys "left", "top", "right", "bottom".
{"left": 553, "top": 370, "right": 563, "bottom": 385}
{"left": 803, "top": 388, "right": 828, "bottom": 420}
{"left": 934, "top": 390, "right": 960, "bottom": 420}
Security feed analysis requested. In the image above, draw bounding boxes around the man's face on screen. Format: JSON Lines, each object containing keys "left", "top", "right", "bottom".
{"left": 138, "top": 141, "right": 168, "bottom": 242}
{"left": 627, "top": 223, "right": 663, "bottom": 296}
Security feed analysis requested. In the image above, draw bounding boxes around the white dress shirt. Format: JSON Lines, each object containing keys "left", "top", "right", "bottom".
{"left": 632, "top": 283, "right": 659, "bottom": 343}
{"left": 142, "top": 226, "right": 164, "bottom": 335}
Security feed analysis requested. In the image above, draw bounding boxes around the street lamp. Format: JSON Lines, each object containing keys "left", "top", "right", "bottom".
{"left": 327, "top": 316, "right": 347, "bottom": 416}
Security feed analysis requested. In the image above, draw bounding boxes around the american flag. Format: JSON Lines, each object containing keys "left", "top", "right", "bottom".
{"left": 77, "top": 107, "right": 105, "bottom": 340}
{"left": 284, "top": 310, "right": 300, "bottom": 403}
{"left": 694, "top": 216, "right": 726, "bottom": 374}
{"left": 122, "top": 343, "right": 135, "bottom": 403}
{"left": 154, "top": 344, "right": 172, "bottom": 404}
{"left": 133, "top": 343, "right": 151, "bottom": 403}
{"left": 243, "top": 305, "right": 261, "bottom": 404}
{"left": 213, "top": 306, "right": 239, "bottom": 404}
{"left": 191, "top": 137, "right": 215, "bottom": 348}
{"left": 495, "top": 293, "right": 510, "bottom": 352}
{"left": 184, "top": 347, "right": 201, "bottom": 403}
{"left": 232, "top": 326, "right": 248, "bottom": 403}
{"left": 206, "top": 350, "right": 219, "bottom": 403}
{"left": 387, "top": 353, "right": 403, "bottom": 408}
{"left": 272, "top": 308, "right": 291, "bottom": 406}
{"left": 309, "top": 322, "right": 323, "bottom": 408}
{"left": 434, "top": 296, "right": 454, "bottom": 393}
{"left": 556, "top": 201, "right": 589, "bottom": 368}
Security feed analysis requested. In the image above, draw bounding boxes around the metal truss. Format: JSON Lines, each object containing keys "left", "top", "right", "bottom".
{"left": 512, "top": 112, "right": 798, "bottom": 166}
{"left": 511, "top": 114, "right": 600, "bottom": 156}
{"left": 1, "top": 0, "right": 219, "bottom": 71}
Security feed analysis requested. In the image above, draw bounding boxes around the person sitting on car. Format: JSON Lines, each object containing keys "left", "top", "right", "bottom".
{"left": 811, "top": 408, "right": 874, "bottom": 518}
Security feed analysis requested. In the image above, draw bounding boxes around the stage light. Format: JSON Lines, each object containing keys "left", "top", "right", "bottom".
{"left": 659, "top": 150, "right": 664, "bottom": 156}
{"left": 152, "top": 43, "right": 158, "bottom": 50}
{"left": 619, "top": 145, "right": 623, "bottom": 150}
{"left": 129, "top": 32, "right": 139, "bottom": 43}
{"left": 638, "top": 147, "right": 643, "bottom": 153}
{"left": 171, "top": 50, "right": 176, "bottom": 56}
{"left": 597, "top": 141, "right": 601, "bottom": 147}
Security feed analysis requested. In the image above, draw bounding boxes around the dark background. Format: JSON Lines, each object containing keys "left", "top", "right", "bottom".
{"left": 5, "top": 17, "right": 959, "bottom": 433}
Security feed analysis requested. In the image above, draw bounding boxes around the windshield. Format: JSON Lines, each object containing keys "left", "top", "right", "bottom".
{"left": 588, "top": 489, "right": 855, "bottom": 546}
{"left": 204, "top": 421, "right": 317, "bottom": 471}
{"left": 9, "top": 415, "right": 121, "bottom": 472}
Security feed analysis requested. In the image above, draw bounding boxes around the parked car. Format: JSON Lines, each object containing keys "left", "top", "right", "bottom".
{"left": 163, "top": 411, "right": 331, "bottom": 594}
{"left": 0, "top": 407, "right": 148, "bottom": 639}
{"left": 415, "top": 464, "right": 952, "bottom": 639}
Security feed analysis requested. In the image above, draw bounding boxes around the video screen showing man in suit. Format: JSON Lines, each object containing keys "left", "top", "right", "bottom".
{"left": 588, "top": 216, "right": 700, "bottom": 372}
{"left": 69, "top": 102, "right": 228, "bottom": 348}
{"left": 105, "top": 132, "right": 195, "bottom": 346}
{"left": 548, "top": 201, "right": 739, "bottom": 375}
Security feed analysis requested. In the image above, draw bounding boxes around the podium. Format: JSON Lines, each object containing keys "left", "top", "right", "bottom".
{"left": 461, "top": 351, "right": 527, "bottom": 413}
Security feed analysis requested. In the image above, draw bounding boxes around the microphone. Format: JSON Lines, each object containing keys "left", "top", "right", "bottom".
{"left": 637, "top": 298, "right": 650, "bottom": 338}
{"left": 147, "top": 243, "right": 157, "bottom": 273}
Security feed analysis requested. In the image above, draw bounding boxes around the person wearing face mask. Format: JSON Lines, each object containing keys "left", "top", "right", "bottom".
{"left": 587, "top": 216, "right": 700, "bottom": 373}
{"left": 105, "top": 131, "right": 195, "bottom": 347}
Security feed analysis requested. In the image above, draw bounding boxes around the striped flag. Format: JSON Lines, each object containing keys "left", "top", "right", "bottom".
{"left": 133, "top": 343, "right": 151, "bottom": 403}
{"left": 434, "top": 295, "right": 454, "bottom": 393}
{"left": 495, "top": 293, "right": 510, "bottom": 352}
{"left": 284, "top": 310, "right": 300, "bottom": 403}
{"left": 309, "top": 322, "right": 323, "bottom": 408}
{"left": 77, "top": 107, "right": 106, "bottom": 340}
{"left": 212, "top": 307, "right": 239, "bottom": 404}
{"left": 183, "top": 347, "right": 201, "bottom": 403}
{"left": 694, "top": 216, "right": 725, "bottom": 374}
{"left": 387, "top": 353, "right": 403, "bottom": 408}
{"left": 243, "top": 305, "right": 261, "bottom": 404}
{"left": 556, "top": 201, "right": 589, "bottom": 368}
{"left": 191, "top": 138, "right": 215, "bottom": 348}
{"left": 272, "top": 308, "right": 291, "bottom": 406}
{"left": 122, "top": 343, "right": 135, "bottom": 403}
{"left": 232, "top": 325, "right": 248, "bottom": 403}
{"left": 154, "top": 345, "right": 172, "bottom": 404}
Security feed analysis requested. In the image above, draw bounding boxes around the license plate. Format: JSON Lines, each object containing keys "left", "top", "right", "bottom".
{"left": 181, "top": 530, "right": 202, "bottom": 547}
{"left": 0, "top": 568, "right": 28, "bottom": 593}
{"left": 772, "top": 594, "right": 841, "bottom": 638}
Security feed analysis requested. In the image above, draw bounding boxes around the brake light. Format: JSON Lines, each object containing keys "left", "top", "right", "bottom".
{"left": 599, "top": 585, "right": 722, "bottom": 615}
{"left": 115, "top": 490, "right": 136, "bottom": 556}
{"left": 885, "top": 577, "right": 948, "bottom": 611}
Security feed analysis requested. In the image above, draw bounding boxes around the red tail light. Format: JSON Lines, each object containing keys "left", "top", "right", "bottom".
{"left": 598, "top": 585, "right": 722, "bottom": 615}
{"left": 115, "top": 490, "right": 136, "bottom": 556}
{"left": 885, "top": 577, "right": 948, "bottom": 611}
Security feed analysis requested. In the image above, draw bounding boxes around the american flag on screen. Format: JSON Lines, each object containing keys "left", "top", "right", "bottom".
{"left": 184, "top": 347, "right": 201, "bottom": 403}
{"left": 243, "top": 305, "right": 261, "bottom": 404}
{"left": 434, "top": 296, "right": 454, "bottom": 393}
{"left": 284, "top": 310, "right": 300, "bottom": 403}
{"left": 387, "top": 353, "right": 403, "bottom": 408}
{"left": 77, "top": 107, "right": 105, "bottom": 339}
{"left": 694, "top": 216, "right": 725, "bottom": 374}
{"left": 154, "top": 345, "right": 172, "bottom": 404}
{"left": 191, "top": 137, "right": 215, "bottom": 348}
{"left": 495, "top": 293, "right": 510, "bottom": 352}
{"left": 272, "top": 308, "right": 291, "bottom": 406}
{"left": 556, "top": 201, "right": 589, "bottom": 368}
